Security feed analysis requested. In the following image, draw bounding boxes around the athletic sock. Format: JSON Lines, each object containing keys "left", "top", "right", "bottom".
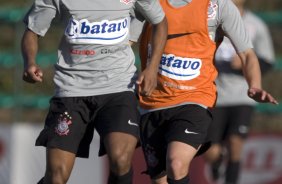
{"left": 211, "top": 154, "right": 223, "bottom": 180}
{"left": 37, "top": 177, "right": 44, "bottom": 184}
{"left": 167, "top": 175, "right": 189, "bottom": 184}
{"left": 225, "top": 161, "right": 240, "bottom": 184}
{"left": 107, "top": 168, "right": 133, "bottom": 184}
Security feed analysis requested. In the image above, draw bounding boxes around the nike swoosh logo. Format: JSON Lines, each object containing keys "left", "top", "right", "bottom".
{"left": 128, "top": 120, "right": 139, "bottom": 127}
{"left": 184, "top": 129, "right": 198, "bottom": 134}
{"left": 167, "top": 32, "right": 194, "bottom": 40}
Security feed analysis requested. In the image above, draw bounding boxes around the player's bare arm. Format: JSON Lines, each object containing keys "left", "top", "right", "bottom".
{"left": 21, "top": 29, "right": 43, "bottom": 83}
{"left": 137, "top": 17, "right": 168, "bottom": 96}
{"left": 238, "top": 48, "right": 278, "bottom": 104}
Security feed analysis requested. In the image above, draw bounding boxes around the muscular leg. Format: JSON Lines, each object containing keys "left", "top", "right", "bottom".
{"left": 225, "top": 135, "right": 244, "bottom": 184}
{"left": 43, "top": 148, "right": 76, "bottom": 184}
{"left": 104, "top": 132, "right": 138, "bottom": 184}
{"left": 204, "top": 143, "right": 224, "bottom": 180}
{"left": 228, "top": 135, "right": 244, "bottom": 163}
{"left": 204, "top": 143, "right": 222, "bottom": 162}
{"left": 165, "top": 141, "right": 197, "bottom": 183}
{"left": 152, "top": 176, "right": 168, "bottom": 184}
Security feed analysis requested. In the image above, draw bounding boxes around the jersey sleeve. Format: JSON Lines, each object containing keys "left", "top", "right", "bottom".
{"left": 129, "top": 8, "right": 146, "bottom": 42}
{"left": 23, "top": 0, "right": 57, "bottom": 36}
{"left": 135, "top": 0, "right": 165, "bottom": 25}
{"left": 251, "top": 14, "right": 275, "bottom": 64}
{"left": 218, "top": 0, "right": 252, "bottom": 53}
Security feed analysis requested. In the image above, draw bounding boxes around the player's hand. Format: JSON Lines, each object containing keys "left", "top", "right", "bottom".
{"left": 23, "top": 63, "right": 43, "bottom": 83}
{"left": 136, "top": 67, "right": 158, "bottom": 97}
{"left": 248, "top": 88, "right": 279, "bottom": 105}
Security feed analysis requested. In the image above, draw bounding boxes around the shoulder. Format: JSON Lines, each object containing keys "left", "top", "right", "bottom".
{"left": 216, "top": 0, "right": 238, "bottom": 14}
{"left": 215, "top": 0, "right": 240, "bottom": 23}
{"left": 216, "top": 0, "right": 229, "bottom": 9}
{"left": 243, "top": 10, "right": 268, "bottom": 28}
{"left": 218, "top": 0, "right": 243, "bottom": 25}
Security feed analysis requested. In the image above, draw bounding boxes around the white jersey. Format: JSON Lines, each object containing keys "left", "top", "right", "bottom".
{"left": 131, "top": 0, "right": 252, "bottom": 52}
{"left": 24, "top": 0, "right": 165, "bottom": 97}
{"left": 215, "top": 10, "right": 275, "bottom": 106}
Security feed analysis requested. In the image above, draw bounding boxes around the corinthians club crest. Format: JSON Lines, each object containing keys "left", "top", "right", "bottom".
{"left": 55, "top": 111, "right": 72, "bottom": 136}
{"left": 144, "top": 144, "right": 158, "bottom": 167}
{"left": 208, "top": 1, "right": 218, "bottom": 19}
{"left": 120, "top": 0, "right": 135, "bottom": 5}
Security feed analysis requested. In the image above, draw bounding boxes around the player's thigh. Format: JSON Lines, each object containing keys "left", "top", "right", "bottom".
{"left": 46, "top": 148, "right": 76, "bottom": 177}
{"left": 167, "top": 141, "right": 198, "bottom": 166}
{"left": 95, "top": 91, "right": 140, "bottom": 156}
{"left": 104, "top": 132, "right": 138, "bottom": 158}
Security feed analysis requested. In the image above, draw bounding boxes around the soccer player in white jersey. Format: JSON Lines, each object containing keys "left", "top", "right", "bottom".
{"left": 21, "top": 0, "right": 167, "bottom": 183}
{"left": 204, "top": 0, "right": 276, "bottom": 183}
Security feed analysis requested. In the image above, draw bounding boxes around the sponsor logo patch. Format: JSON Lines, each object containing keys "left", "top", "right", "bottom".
{"left": 65, "top": 18, "right": 129, "bottom": 45}
{"left": 163, "top": 81, "right": 196, "bottom": 90}
{"left": 100, "top": 45, "right": 127, "bottom": 54}
{"left": 71, "top": 49, "right": 95, "bottom": 55}
{"left": 159, "top": 54, "right": 202, "bottom": 80}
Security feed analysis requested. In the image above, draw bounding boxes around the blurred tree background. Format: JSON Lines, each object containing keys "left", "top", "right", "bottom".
{"left": 0, "top": 0, "right": 282, "bottom": 133}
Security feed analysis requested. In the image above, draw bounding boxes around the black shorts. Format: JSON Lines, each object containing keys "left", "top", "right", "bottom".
{"left": 35, "top": 91, "right": 140, "bottom": 158}
{"left": 140, "top": 104, "right": 212, "bottom": 178}
{"left": 207, "top": 105, "right": 254, "bottom": 143}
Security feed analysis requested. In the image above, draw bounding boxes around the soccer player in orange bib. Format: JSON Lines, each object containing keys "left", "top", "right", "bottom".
{"left": 130, "top": 0, "right": 278, "bottom": 183}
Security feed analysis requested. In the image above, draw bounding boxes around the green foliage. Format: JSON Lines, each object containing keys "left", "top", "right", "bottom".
{"left": 246, "top": 0, "right": 282, "bottom": 11}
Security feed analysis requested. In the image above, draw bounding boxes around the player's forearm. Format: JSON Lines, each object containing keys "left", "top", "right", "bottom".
{"left": 239, "top": 49, "right": 262, "bottom": 89}
{"left": 21, "top": 29, "right": 39, "bottom": 68}
{"left": 148, "top": 17, "right": 168, "bottom": 71}
{"left": 257, "top": 57, "right": 273, "bottom": 75}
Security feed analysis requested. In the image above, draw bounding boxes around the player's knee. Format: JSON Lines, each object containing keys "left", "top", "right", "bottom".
{"left": 228, "top": 135, "right": 244, "bottom": 161}
{"left": 109, "top": 149, "right": 132, "bottom": 174}
{"left": 152, "top": 176, "right": 168, "bottom": 184}
{"left": 46, "top": 166, "right": 70, "bottom": 184}
{"left": 204, "top": 144, "right": 222, "bottom": 162}
{"left": 167, "top": 157, "right": 189, "bottom": 179}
